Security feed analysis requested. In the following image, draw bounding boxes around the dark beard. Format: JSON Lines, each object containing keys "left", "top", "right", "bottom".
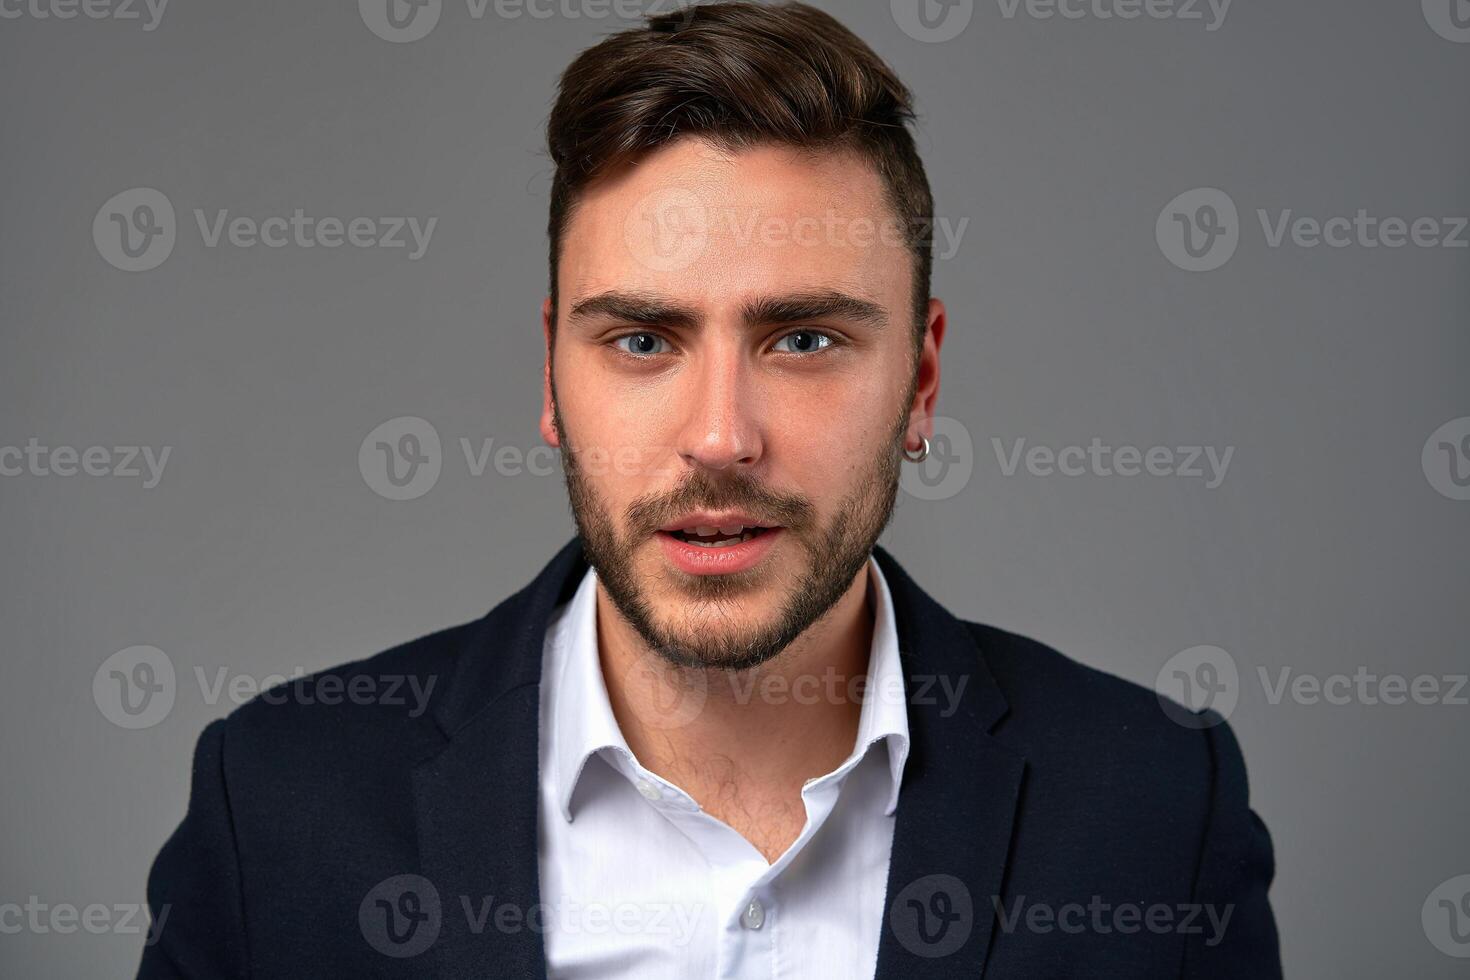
{"left": 554, "top": 393, "right": 908, "bottom": 673}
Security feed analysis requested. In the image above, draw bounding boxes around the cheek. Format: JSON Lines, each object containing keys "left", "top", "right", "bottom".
{"left": 766, "top": 375, "right": 898, "bottom": 480}
{"left": 557, "top": 357, "right": 683, "bottom": 486}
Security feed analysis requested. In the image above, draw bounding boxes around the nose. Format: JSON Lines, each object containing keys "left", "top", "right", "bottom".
{"left": 673, "top": 337, "right": 763, "bottom": 472}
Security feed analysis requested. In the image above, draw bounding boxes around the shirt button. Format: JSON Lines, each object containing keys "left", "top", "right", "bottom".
{"left": 741, "top": 898, "right": 766, "bottom": 930}
{"left": 635, "top": 779, "right": 662, "bottom": 802}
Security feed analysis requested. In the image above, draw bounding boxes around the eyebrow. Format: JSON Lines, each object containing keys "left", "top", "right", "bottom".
{"left": 566, "top": 289, "right": 888, "bottom": 331}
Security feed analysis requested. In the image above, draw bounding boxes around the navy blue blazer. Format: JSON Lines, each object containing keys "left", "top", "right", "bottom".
{"left": 138, "top": 538, "right": 1281, "bottom": 978}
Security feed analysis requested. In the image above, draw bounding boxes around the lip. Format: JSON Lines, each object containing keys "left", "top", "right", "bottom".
{"left": 657, "top": 511, "right": 773, "bottom": 533}
{"left": 656, "top": 526, "right": 783, "bottom": 576}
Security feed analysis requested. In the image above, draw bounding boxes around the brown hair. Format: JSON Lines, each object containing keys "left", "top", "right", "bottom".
{"left": 545, "top": 1, "right": 935, "bottom": 356}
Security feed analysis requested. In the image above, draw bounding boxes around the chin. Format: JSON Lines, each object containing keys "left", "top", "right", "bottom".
{"left": 640, "top": 600, "right": 792, "bottom": 668}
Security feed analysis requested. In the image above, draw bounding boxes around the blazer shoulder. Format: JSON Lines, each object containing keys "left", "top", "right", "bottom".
{"left": 203, "top": 546, "right": 577, "bottom": 773}
{"left": 215, "top": 617, "right": 478, "bottom": 759}
{"left": 962, "top": 620, "right": 1230, "bottom": 784}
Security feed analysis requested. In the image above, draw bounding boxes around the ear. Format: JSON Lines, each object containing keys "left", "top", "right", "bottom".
{"left": 539, "top": 296, "right": 561, "bottom": 448}
{"left": 906, "top": 297, "right": 947, "bottom": 449}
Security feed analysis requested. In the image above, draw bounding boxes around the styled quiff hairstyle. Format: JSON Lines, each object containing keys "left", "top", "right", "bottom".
{"left": 545, "top": 0, "right": 935, "bottom": 356}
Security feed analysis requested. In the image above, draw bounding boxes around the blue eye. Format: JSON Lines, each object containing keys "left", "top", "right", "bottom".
{"left": 772, "top": 330, "right": 833, "bottom": 354}
{"left": 614, "top": 333, "right": 670, "bottom": 356}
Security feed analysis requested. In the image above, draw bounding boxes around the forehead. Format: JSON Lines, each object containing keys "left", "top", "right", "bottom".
{"left": 559, "top": 138, "right": 909, "bottom": 311}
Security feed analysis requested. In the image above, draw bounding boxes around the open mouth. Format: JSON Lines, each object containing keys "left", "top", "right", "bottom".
{"left": 666, "top": 525, "right": 773, "bottom": 548}
{"left": 656, "top": 516, "right": 783, "bottom": 575}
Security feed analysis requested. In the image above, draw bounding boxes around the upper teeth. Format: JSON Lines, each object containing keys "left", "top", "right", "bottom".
{"left": 689, "top": 524, "right": 751, "bottom": 536}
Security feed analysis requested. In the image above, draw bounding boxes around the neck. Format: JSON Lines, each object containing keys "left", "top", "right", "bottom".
{"left": 596, "top": 563, "right": 875, "bottom": 824}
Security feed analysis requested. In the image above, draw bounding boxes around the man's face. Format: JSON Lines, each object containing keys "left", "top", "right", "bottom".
{"left": 543, "top": 138, "right": 942, "bottom": 671}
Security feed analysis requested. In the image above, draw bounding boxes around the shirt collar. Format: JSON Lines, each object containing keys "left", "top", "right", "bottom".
{"left": 546, "top": 554, "right": 910, "bottom": 822}
{"left": 854, "top": 554, "right": 911, "bottom": 815}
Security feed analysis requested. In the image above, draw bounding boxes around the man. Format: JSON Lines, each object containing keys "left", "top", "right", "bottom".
{"left": 138, "top": 3, "right": 1280, "bottom": 977}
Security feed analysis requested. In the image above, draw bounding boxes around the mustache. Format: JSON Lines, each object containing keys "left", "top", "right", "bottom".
{"left": 625, "top": 469, "right": 815, "bottom": 537}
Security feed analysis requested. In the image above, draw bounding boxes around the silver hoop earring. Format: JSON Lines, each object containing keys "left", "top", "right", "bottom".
{"left": 903, "top": 435, "right": 930, "bottom": 463}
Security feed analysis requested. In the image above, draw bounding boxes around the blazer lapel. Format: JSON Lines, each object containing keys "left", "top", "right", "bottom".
{"left": 408, "top": 539, "right": 1023, "bottom": 979}
{"left": 872, "top": 547, "right": 1026, "bottom": 980}
{"left": 411, "top": 539, "right": 588, "bottom": 980}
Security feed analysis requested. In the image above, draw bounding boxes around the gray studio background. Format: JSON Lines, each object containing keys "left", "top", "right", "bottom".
{"left": 2, "top": 0, "right": 1467, "bottom": 976}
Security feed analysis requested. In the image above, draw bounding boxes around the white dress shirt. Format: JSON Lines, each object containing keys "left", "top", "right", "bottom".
{"left": 536, "top": 554, "right": 910, "bottom": 980}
